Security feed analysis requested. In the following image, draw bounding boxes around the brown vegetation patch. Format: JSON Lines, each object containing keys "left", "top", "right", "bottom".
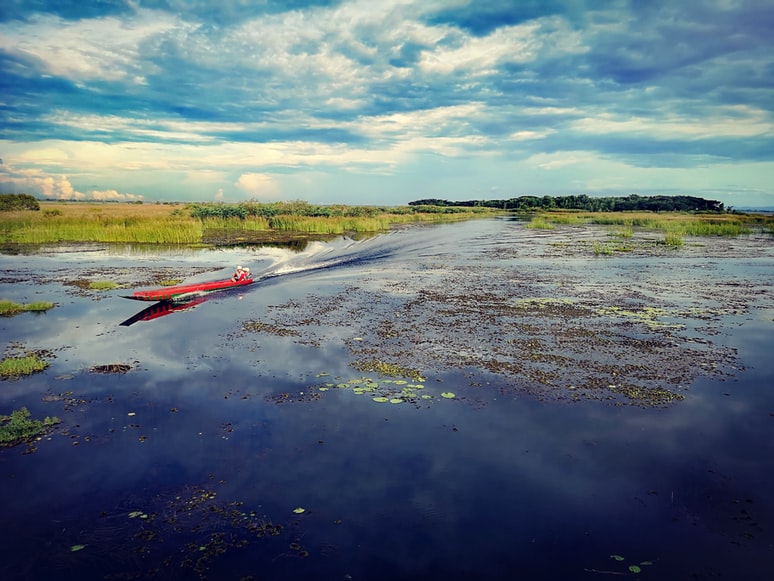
{"left": 89, "top": 363, "right": 133, "bottom": 374}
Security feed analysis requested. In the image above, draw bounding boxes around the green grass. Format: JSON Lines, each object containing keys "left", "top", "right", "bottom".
{"left": 526, "top": 217, "right": 555, "bottom": 230}
{"left": 0, "top": 300, "right": 55, "bottom": 316}
{"left": 0, "top": 407, "right": 60, "bottom": 448}
{"left": 0, "top": 354, "right": 49, "bottom": 378}
{"left": 0, "top": 201, "right": 500, "bottom": 245}
{"left": 89, "top": 280, "right": 119, "bottom": 291}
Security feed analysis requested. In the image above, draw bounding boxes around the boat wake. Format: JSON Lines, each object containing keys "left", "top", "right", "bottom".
{"left": 120, "top": 234, "right": 401, "bottom": 325}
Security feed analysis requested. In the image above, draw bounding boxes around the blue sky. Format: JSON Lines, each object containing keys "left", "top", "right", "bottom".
{"left": 1, "top": 0, "right": 773, "bottom": 208}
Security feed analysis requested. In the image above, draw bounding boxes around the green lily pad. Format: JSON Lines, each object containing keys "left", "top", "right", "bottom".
{"left": 629, "top": 565, "right": 641, "bottom": 573}
{"left": 70, "top": 544, "right": 87, "bottom": 552}
{"left": 373, "top": 396, "right": 389, "bottom": 403}
{"left": 389, "top": 398, "right": 404, "bottom": 404}
{"left": 610, "top": 554, "right": 625, "bottom": 561}
{"left": 441, "top": 392, "right": 455, "bottom": 399}
{"left": 293, "top": 507, "right": 305, "bottom": 514}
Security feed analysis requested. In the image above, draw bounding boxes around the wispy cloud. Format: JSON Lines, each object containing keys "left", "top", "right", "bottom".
{"left": 1, "top": 0, "right": 772, "bottom": 206}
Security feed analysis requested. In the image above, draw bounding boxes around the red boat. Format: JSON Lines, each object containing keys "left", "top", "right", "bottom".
{"left": 123, "top": 277, "right": 254, "bottom": 302}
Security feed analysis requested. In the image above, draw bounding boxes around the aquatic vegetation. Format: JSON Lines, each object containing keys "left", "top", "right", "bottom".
{"left": 158, "top": 279, "right": 183, "bottom": 286}
{"left": 0, "top": 299, "right": 55, "bottom": 316}
{"left": 584, "top": 554, "right": 655, "bottom": 576}
{"left": 526, "top": 217, "right": 555, "bottom": 229}
{"left": 89, "top": 363, "right": 133, "bottom": 374}
{"left": 63, "top": 483, "right": 305, "bottom": 578}
{"left": 593, "top": 305, "right": 685, "bottom": 330}
{"left": 0, "top": 354, "right": 49, "bottom": 378}
{"left": 592, "top": 241, "right": 614, "bottom": 255}
{"left": 351, "top": 359, "right": 425, "bottom": 382}
{"left": 663, "top": 230, "right": 684, "bottom": 247}
{"left": 88, "top": 280, "right": 119, "bottom": 291}
{"left": 242, "top": 320, "right": 301, "bottom": 337}
{"left": 0, "top": 407, "right": 60, "bottom": 448}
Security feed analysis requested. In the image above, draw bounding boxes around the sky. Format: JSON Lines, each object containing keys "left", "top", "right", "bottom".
{"left": 1, "top": 0, "right": 773, "bottom": 208}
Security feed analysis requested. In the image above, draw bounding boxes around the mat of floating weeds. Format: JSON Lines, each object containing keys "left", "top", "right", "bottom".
{"left": 238, "top": 232, "right": 771, "bottom": 408}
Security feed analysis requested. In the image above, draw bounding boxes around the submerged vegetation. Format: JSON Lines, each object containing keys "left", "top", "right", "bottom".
{"left": 0, "top": 407, "right": 60, "bottom": 449}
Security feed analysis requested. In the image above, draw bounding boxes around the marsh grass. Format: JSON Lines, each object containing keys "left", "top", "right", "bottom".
{"left": 0, "top": 300, "right": 55, "bottom": 316}
{"left": 534, "top": 210, "right": 770, "bottom": 239}
{"left": 0, "top": 202, "right": 498, "bottom": 245}
{"left": 0, "top": 203, "right": 202, "bottom": 244}
{"left": 526, "top": 217, "right": 555, "bottom": 229}
{"left": 663, "top": 231, "right": 685, "bottom": 247}
{"left": 610, "top": 226, "right": 634, "bottom": 238}
{"left": 0, "top": 354, "right": 49, "bottom": 378}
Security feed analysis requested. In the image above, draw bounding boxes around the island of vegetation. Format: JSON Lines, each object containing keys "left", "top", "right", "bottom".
{"left": 0, "top": 407, "right": 60, "bottom": 449}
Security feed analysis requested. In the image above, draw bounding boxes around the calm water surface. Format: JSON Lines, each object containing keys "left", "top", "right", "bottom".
{"left": 1, "top": 219, "right": 773, "bottom": 580}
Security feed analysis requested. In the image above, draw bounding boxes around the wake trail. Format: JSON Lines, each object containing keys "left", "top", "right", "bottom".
{"left": 249, "top": 232, "right": 404, "bottom": 283}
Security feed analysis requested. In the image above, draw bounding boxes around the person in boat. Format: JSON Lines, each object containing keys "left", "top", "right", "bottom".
{"left": 231, "top": 266, "right": 244, "bottom": 282}
{"left": 241, "top": 267, "right": 251, "bottom": 281}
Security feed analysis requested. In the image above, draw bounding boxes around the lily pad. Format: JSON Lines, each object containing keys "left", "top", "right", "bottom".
{"left": 441, "top": 392, "right": 456, "bottom": 399}
{"left": 389, "top": 398, "right": 404, "bottom": 404}
{"left": 293, "top": 507, "right": 306, "bottom": 514}
{"left": 70, "top": 544, "right": 86, "bottom": 552}
{"left": 372, "top": 397, "right": 389, "bottom": 403}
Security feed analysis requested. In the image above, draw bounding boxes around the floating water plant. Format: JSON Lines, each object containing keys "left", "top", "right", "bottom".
{"left": 89, "top": 280, "right": 119, "bottom": 291}
{"left": 441, "top": 392, "right": 456, "bottom": 399}
{"left": 0, "top": 354, "right": 49, "bottom": 378}
{"left": 351, "top": 359, "right": 425, "bottom": 382}
{"left": 0, "top": 407, "right": 60, "bottom": 448}
{"left": 0, "top": 300, "right": 55, "bottom": 316}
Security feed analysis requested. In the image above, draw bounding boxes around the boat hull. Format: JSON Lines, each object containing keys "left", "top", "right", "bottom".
{"left": 124, "top": 278, "right": 254, "bottom": 302}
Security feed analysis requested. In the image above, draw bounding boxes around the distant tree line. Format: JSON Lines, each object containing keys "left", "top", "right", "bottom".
{"left": 409, "top": 194, "right": 726, "bottom": 213}
{"left": 0, "top": 193, "right": 40, "bottom": 211}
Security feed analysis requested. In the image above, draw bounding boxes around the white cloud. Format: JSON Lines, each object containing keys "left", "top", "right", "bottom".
{"left": 0, "top": 11, "right": 182, "bottom": 83}
{"left": 235, "top": 173, "right": 281, "bottom": 199}
{"left": 570, "top": 105, "right": 774, "bottom": 140}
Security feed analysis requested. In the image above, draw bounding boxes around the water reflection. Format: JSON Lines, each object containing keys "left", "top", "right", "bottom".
{"left": 1, "top": 220, "right": 773, "bottom": 580}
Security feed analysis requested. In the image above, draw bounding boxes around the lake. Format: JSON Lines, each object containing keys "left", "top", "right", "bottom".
{"left": 1, "top": 217, "right": 773, "bottom": 580}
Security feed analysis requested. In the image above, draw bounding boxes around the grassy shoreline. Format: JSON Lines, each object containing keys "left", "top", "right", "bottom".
{"left": 525, "top": 209, "right": 774, "bottom": 245}
{"left": 0, "top": 201, "right": 771, "bottom": 246}
{"left": 0, "top": 201, "right": 498, "bottom": 245}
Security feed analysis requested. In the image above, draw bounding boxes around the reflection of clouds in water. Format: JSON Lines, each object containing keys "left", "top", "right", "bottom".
{"left": 2, "top": 220, "right": 773, "bottom": 580}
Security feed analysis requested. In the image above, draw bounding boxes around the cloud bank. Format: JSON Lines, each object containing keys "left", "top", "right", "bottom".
{"left": 1, "top": 0, "right": 773, "bottom": 207}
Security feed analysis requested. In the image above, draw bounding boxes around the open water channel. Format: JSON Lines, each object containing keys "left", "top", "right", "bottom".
{"left": 1, "top": 217, "right": 773, "bottom": 580}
